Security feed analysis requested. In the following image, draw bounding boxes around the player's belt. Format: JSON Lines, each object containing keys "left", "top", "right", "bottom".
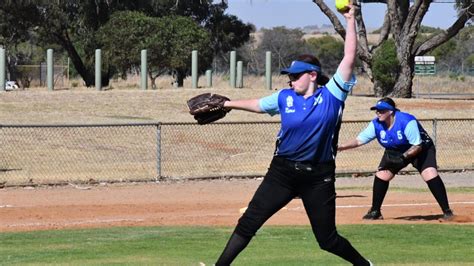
{"left": 274, "top": 156, "right": 335, "bottom": 173}
{"left": 273, "top": 157, "right": 314, "bottom": 171}
{"left": 293, "top": 162, "right": 313, "bottom": 171}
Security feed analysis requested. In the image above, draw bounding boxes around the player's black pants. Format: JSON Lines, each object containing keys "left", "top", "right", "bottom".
{"left": 216, "top": 156, "right": 369, "bottom": 265}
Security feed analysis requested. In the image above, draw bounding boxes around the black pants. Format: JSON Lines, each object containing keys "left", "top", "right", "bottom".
{"left": 236, "top": 156, "right": 337, "bottom": 240}
{"left": 228, "top": 156, "right": 368, "bottom": 265}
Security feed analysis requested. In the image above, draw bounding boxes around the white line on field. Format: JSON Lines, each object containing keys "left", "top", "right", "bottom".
{"left": 336, "top": 201, "right": 474, "bottom": 209}
{"left": 5, "top": 218, "right": 145, "bottom": 228}
{"left": 275, "top": 201, "right": 474, "bottom": 212}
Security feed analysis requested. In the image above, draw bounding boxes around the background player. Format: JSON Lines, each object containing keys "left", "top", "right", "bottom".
{"left": 338, "top": 97, "right": 454, "bottom": 220}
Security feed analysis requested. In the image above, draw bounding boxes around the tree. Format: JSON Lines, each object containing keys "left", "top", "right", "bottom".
{"left": 429, "top": 26, "right": 474, "bottom": 74}
{"left": 0, "top": 4, "right": 37, "bottom": 83}
{"left": 98, "top": 11, "right": 152, "bottom": 79}
{"left": 236, "top": 35, "right": 261, "bottom": 75}
{"left": 312, "top": 0, "right": 473, "bottom": 97}
{"left": 1, "top": 0, "right": 251, "bottom": 88}
{"left": 430, "top": 39, "right": 458, "bottom": 72}
{"left": 204, "top": 2, "right": 254, "bottom": 73}
{"left": 459, "top": 26, "right": 474, "bottom": 74}
{"left": 372, "top": 39, "right": 399, "bottom": 95}
{"left": 258, "top": 27, "right": 309, "bottom": 72}
{"left": 155, "top": 16, "right": 212, "bottom": 87}
{"left": 98, "top": 13, "right": 211, "bottom": 88}
{"left": 306, "top": 35, "right": 344, "bottom": 75}
{"left": 466, "top": 54, "right": 474, "bottom": 73}
{"left": 0, "top": 1, "right": 125, "bottom": 87}
{"left": 409, "top": 25, "right": 473, "bottom": 74}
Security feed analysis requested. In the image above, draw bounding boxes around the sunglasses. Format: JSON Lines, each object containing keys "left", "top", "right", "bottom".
{"left": 375, "top": 109, "right": 390, "bottom": 114}
{"left": 288, "top": 72, "right": 309, "bottom": 82}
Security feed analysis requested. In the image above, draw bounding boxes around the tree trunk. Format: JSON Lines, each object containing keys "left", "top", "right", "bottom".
{"left": 373, "top": 79, "right": 384, "bottom": 97}
{"left": 149, "top": 69, "right": 168, "bottom": 89}
{"left": 391, "top": 57, "right": 413, "bottom": 98}
{"left": 150, "top": 76, "right": 157, "bottom": 90}
{"left": 101, "top": 69, "right": 111, "bottom": 87}
{"left": 53, "top": 31, "right": 113, "bottom": 87}
{"left": 6, "top": 62, "right": 18, "bottom": 82}
{"left": 56, "top": 37, "right": 93, "bottom": 86}
{"left": 175, "top": 68, "right": 186, "bottom": 87}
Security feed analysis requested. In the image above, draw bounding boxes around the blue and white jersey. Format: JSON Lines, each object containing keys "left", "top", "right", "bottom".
{"left": 259, "top": 71, "right": 356, "bottom": 163}
{"left": 357, "top": 111, "right": 433, "bottom": 152}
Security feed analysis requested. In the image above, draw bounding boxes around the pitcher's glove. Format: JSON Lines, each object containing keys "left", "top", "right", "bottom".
{"left": 384, "top": 150, "right": 408, "bottom": 171}
{"left": 187, "top": 93, "right": 230, "bottom": 124}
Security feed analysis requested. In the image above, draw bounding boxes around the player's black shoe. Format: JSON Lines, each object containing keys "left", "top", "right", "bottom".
{"left": 362, "top": 209, "right": 383, "bottom": 220}
{"left": 443, "top": 209, "right": 454, "bottom": 220}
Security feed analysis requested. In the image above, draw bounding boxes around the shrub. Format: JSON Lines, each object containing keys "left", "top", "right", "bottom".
{"left": 372, "top": 39, "right": 399, "bottom": 95}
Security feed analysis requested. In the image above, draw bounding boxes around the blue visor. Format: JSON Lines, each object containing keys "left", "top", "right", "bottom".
{"left": 370, "top": 101, "right": 397, "bottom": 111}
{"left": 280, "top": 61, "right": 321, "bottom": 74}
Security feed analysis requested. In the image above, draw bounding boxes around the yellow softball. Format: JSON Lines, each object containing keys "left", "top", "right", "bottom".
{"left": 335, "top": 0, "right": 350, "bottom": 12}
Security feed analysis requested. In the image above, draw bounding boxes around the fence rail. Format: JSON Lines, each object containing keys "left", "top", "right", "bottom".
{"left": 1, "top": 119, "right": 472, "bottom": 186}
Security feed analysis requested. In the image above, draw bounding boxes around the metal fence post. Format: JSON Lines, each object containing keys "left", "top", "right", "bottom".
{"left": 47, "top": 49, "right": 54, "bottom": 91}
{"left": 156, "top": 123, "right": 162, "bottom": 179}
{"left": 206, "top": 69, "right": 212, "bottom": 87}
{"left": 0, "top": 48, "right": 6, "bottom": 91}
{"left": 236, "top": 61, "right": 243, "bottom": 88}
{"left": 265, "top": 51, "right": 272, "bottom": 90}
{"left": 432, "top": 119, "right": 437, "bottom": 146}
{"left": 230, "top": 51, "right": 236, "bottom": 88}
{"left": 141, "top": 49, "right": 147, "bottom": 90}
{"left": 95, "top": 49, "right": 102, "bottom": 91}
{"left": 192, "top": 50, "right": 198, "bottom": 89}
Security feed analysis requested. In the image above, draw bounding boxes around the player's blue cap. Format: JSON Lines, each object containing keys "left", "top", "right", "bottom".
{"left": 370, "top": 101, "right": 397, "bottom": 111}
{"left": 280, "top": 61, "right": 321, "bottom": 74}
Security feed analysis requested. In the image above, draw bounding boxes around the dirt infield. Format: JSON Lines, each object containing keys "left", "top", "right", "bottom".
{"left": 1, "top": 172, "right": 473, "bottom": 232}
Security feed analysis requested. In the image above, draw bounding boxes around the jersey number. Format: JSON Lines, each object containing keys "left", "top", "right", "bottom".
{"left": 397, "top": 130, "right": 403, "bottom": 140}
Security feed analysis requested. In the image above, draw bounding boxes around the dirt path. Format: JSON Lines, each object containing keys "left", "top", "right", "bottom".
{"left": 1, "top": 172, "right": 473, "bottom": 232}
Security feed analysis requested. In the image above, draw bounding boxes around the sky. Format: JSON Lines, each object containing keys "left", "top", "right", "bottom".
{"left": 224, "top": 0, "right": 461, "bottom": 30}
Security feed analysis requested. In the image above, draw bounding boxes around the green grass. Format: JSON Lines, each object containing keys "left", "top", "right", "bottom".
{"left": 1, "top": 225, "right": 473, "bottom": 265}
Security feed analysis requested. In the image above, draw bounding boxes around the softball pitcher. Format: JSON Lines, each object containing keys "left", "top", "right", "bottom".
{"left": 213, "top": 4, "right": 373, "bottom": 265}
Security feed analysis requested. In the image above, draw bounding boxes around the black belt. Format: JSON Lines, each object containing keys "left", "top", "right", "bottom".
{"left": 274, "top": 156, "right": 327, "bottom": 172}
{"left": 293, "top": 161, "right": 314, "bottom": 171}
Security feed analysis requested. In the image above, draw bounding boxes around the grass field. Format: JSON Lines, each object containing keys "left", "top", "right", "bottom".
{"left": 1, "top": 225, "right": 473, "bottom": 265}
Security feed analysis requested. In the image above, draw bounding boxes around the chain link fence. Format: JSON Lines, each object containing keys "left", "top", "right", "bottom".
{"left": 15, "top": 64, "right": 69, "bottom": 89}
{"left": 1, "top": 119, "right": 472, "bottom": 186}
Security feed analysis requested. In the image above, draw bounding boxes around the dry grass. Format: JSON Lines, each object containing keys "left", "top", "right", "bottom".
{"left": 0, "top": 74, "right": 472, "bottom": 124}
{"left": 303, "top": 33, "right": 381, "bottom": 44}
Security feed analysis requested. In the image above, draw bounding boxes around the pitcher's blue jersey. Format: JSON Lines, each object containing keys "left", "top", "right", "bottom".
{"left": 358, "top": 111, "right": 433, "bottom": 152}
{"left": 259, "top": 71, "right": 356, "bottom": 163}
